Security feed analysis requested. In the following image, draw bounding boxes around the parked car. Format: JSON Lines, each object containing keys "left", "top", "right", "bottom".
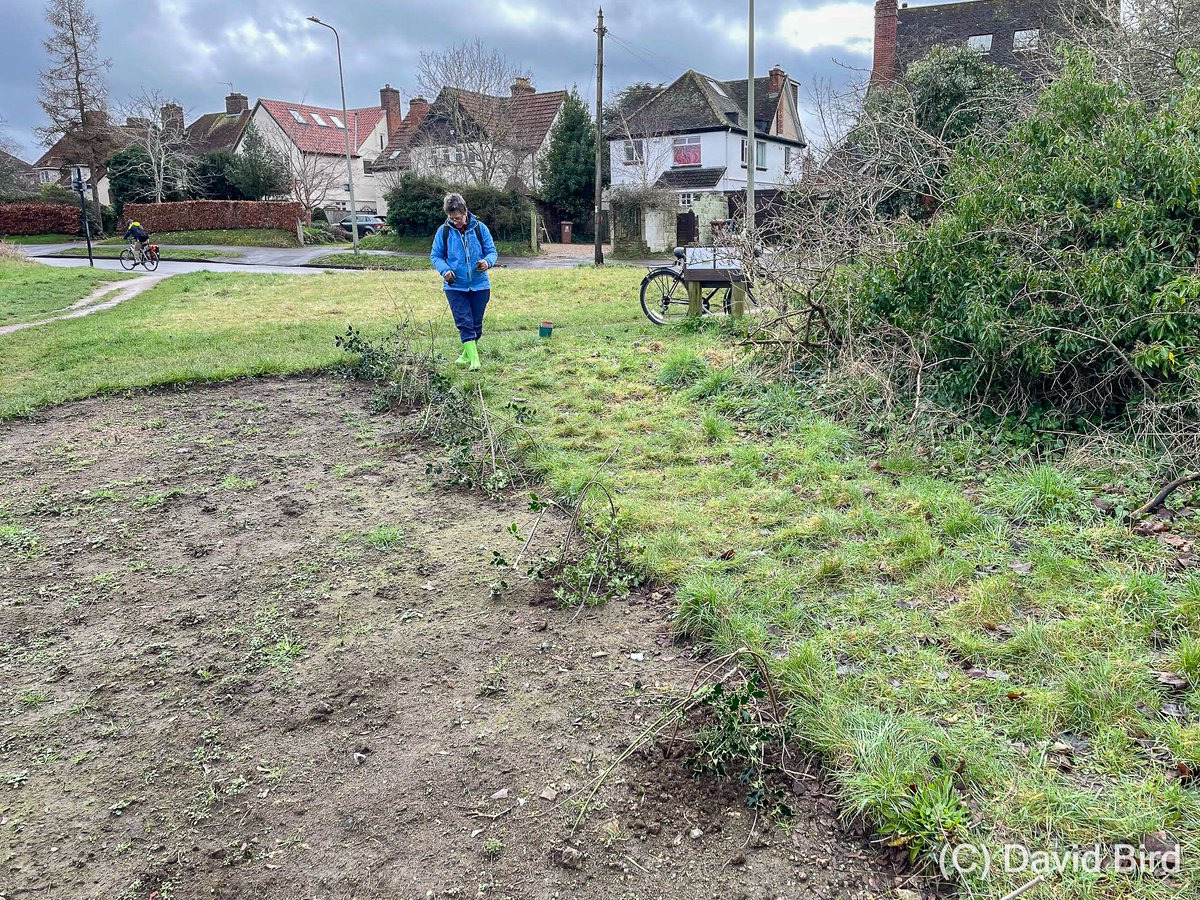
{"left": 337, "top": 214, "right": 388, "bottom": 236}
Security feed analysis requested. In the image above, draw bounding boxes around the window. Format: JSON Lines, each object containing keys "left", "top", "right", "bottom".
{"left": 311, "top": 112, "right": 328, "bottom": 126}
{"left": 672, "top": 135, "right": 701, "bottom": 167}
{"left": 390, "top": 150, "right": 401, "bottom": 159}
{"left": 678, "top": 192, "right": 694, "bottom": 207}
{"left": 468, "top": 149, "right": 479, "bottom": 162}
{"left": 623, "top": 139, "right": 644, "bottom": 164}
{"left": 967, "top": 34, "right": 993, "bottom": 52}
{"left": 1013, "top": 28, "right": 1040, "bottom": 51}
{"left": 455, "top": 147, "right": 464, "bottom": 163}
{"left": 784, "top": 146, "right": 794, "bottom": 173}
{"left": 329, "top": 114, "right": 345, "bottom": 129}
{"left": 288, "top": 108, "right": 306, "bottom": 123}
{"left": 741, "top": 139, "right": 767, "bottom": 170}
{"left": 39, "top": 169, "right": 56, "bottom": 183}
{"left": 441, "top": 147, "right": 451, "bottom": 163}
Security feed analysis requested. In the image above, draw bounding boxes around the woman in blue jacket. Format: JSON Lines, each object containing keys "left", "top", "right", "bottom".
{"left": 430, "top": 193, "right": 498, "bottom": 371}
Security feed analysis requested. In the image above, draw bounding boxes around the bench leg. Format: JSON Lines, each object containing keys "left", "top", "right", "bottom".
{"left": 687, "top": 280, "right": 703, "bottom": 317}
{"left": 730, "top": 281, "right": 746, "bottom": 318}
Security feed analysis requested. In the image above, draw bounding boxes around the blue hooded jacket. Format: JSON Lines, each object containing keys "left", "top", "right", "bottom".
{"left": 429, "top": 213, "right": 498, "bottom": 293}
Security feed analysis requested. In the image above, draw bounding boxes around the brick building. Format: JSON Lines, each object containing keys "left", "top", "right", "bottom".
{"left": 871, "top": 0, "right": 1063, "bottom": 83}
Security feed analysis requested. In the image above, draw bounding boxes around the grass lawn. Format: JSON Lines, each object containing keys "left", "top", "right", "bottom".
{"left": 0, "top": 259, "right": 1196, "bottom": 899}
{"left": 310, "top": 252, "right": 428, "bottom": 271}
{"left": 52, "top": 246, "right": 240, "bottom": 261}
{"left": 98, "top": 228, "right": 299, "bottom": 248}
{"left": 0, "top": 255, "right": 132, "bottom": 326}
{"left": 358, "top": 233, "right": 538, "bottom": 257}
{"left": 1, "top": 233, "right": 81, "bottom": 244}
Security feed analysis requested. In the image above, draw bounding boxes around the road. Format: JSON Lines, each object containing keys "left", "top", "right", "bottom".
{"left": 25, "top": 242, "right": 657, "bottom": 273}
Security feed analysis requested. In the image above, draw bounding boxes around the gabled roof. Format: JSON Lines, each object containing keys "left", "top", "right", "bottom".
{"left": 418, "top": 87, "right": 566, "bottom": 151}
{"left": 374, "top": 104, "right": 431, "bottom": 171}
{"left": 33, "top": 122, "right": 138, "bottom": 175}
{"left": 184, "top": 110, "right": 251, "bottom": 154}
{"left": 611, "top": 69, "right": 804, "bottom": 146}
{"left": 655, "top": 166, "right": 726, "bottom": 190}
{"left": 258, "top": 99, "right": 385, "bottom": 156}
{"left": 0, "top": 149, "right": 35, "bottom": 177}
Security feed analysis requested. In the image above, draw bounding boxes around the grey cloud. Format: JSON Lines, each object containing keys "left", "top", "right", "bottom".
{"left": 1, "top": 0, "right": 872, "bottom": 159}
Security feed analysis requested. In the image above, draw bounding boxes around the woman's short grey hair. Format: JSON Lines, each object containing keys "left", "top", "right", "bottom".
{"left": 443, "top": 193, "right": 467, "bottom": 215}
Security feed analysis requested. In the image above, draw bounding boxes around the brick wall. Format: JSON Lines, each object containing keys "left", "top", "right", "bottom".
{"left": 120, "top": 200, "right": 305, "bottom": 232}
{"left": 895, "top": 0, "right": 1058, "bottom": 79}
{"left": 0, "top": 202, "right": 82, "bottom": 236}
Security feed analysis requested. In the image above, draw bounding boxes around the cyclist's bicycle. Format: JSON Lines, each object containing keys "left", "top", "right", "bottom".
{"left": 639, "top": 246, "right": 754, "bottom": 325}
{"left": 119, "top": 242, "right": 160, "bottom": 271}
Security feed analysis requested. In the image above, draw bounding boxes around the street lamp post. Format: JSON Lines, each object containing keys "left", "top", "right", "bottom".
{"left": 307, "top": 15, "right": 359, "bottom": 255}
{"left": 745, "top": 0, "right": 755, "bottom": 238}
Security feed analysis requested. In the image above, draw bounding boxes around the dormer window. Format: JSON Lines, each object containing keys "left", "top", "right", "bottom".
{"left": 623, "top": 140, "right": 644, "bottom": 165}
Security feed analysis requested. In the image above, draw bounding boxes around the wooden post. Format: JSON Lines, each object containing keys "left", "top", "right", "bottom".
{"left": 730, "top": 279, "right": 746, "bottom": 318}
{"left": 687, "top": 280, "right": 703, "bottom": 317}
{"left": 530, "top": 208, "right": 538, "bottom": 252}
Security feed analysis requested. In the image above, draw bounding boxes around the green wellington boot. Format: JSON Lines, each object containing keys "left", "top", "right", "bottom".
{"left": 466, "top": 340, "right": 481, "bottom": 371}
{"left": 456, "top": 340, "right": 475, "bottom": 366}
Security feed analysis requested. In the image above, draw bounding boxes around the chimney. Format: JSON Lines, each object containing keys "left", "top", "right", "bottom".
{"left": 407, "top": 96, "right": 429, "bottom": 122}
{"left": 510, "top": 76, "right": 535, "bottom": 97}
{"left": 125, "top": 115, "right": 152, "bottom": 130}
{"left": 871, "top": 0, "right": 899, "bottom": 86}
{"left": 768, "top": 64, "right": 785, "bottom": 95}
{"left": 380, "top": 83, "right": 402, "bottom": 138}
{"left": 161, "top": 102, "right": 184, "bottom": 135}
{"left": 225, "top": 92, "right": 249, "bottom": 115}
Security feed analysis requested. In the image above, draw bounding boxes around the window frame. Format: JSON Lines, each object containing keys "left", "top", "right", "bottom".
{"left": 967, "top": 33, "right": 993, "bottom": 53}
{"left": 1012, "top": 28, "right": 1040, "bottom": 52}
{"left": 672, "top": 135, "right": 702, "bottom": 168}
{"left": 678, "top": 192, "right": 694, "bottom": 207}
{"left": 623, "top": 139, "right": 644, "bottom": 165}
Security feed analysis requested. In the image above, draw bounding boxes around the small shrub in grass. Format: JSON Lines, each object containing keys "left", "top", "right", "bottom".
{"left": 685, "top": 368, "right": 733, "bottom": 400}
{"left": 1057, "top": 659, "right": 1147, "bottom": 737}
{"left": 655, "top": 347, "right": 707, "bottom": 387}
{"left": 363, "top": 525, "right": 403, "bottom": 550}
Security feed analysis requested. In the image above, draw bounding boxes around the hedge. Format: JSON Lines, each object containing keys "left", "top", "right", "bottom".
{"left": 119, "top": 200, "right": 305, "bottom": 232}
{"left": 0, "top": 202, "right": 82, "bottom": 236}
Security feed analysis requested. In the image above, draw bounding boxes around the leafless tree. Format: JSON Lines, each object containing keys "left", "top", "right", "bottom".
{"left": 36, "top": 0, "right": 112, "bottom": 220}
{"left": 288, "top": 152, "right": 344, "bottom": 218}
{"left": 0, "top": 120, "right": 35, "bottom": 197}
{"left": 119, "top": 89, "right": 194, "bottom": 203}
{"left": 414, "top": 39, "right": 529, "bottom": 186}
{"left": 1060, "top": 0, "right": 1200, "bottom": 102}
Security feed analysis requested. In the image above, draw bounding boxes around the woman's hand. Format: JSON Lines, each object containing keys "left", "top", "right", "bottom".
{"left": 475, "top": 260, "right": 489, "bottom": 272}
{"left": 442, "top": 270, "right": 456, "bottom": 284}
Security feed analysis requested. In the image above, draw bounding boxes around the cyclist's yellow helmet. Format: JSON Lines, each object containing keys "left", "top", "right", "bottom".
{"left": 131, "top": 221, "right": 141, "bottom": 227}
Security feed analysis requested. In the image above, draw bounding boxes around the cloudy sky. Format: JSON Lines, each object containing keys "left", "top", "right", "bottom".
{"left": 1, "top": 0, "right": 878, "bottom": 160}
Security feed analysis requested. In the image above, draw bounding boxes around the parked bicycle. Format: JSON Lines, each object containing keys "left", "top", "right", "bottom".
{"left": 119, "top": 242, "right": 160, "bottom": 271}
{"left": 639, "top": 246, "right": 754, "bottom": 325}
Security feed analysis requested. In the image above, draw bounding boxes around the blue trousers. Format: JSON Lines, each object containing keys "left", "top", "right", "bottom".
{"left": 446, "top": 288, "right": 490, "bottom": 342}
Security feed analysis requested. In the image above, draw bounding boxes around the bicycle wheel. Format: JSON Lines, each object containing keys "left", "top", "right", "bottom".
{"left": 119, "top": 249, "right": 136, "bottom": 270}
{"left": 142, "top": 249, "right": 159, "bottom": 272}
{"left": 639, "top": 268, "right": 689, "bottom": 325}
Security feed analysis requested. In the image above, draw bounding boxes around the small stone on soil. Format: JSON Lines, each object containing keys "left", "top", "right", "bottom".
{"left": 561, "top": 847, "right": 583, "bottom": 869}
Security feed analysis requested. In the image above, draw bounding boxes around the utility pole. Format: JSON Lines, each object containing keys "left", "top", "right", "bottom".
{"left": 593, "top": 7, "right": 607, "bottom": 266}
{"left": 745, "top": 0, "right": 755, "bottom": 237}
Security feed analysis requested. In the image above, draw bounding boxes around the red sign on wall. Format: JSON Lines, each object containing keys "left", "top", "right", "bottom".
{"left": 673, "top": 144, "right": 701, "bottom": 166}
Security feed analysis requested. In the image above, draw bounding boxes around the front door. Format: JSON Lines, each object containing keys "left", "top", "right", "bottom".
{"left": 676, "top": 209, "right": 697, "bottom": 245}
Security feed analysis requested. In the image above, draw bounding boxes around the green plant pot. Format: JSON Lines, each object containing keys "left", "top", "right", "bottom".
{"left": 539, "top": 320, "right": 554, "bottom": 338}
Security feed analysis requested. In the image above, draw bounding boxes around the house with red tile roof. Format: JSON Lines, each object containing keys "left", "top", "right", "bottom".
{"left": 373, "top": 78, "right": 565, "bottom": 195}
{"left": 237, "top": 86, "right": 398, "bottom": 215}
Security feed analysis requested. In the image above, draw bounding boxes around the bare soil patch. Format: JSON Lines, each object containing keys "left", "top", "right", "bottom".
{"left": 0, "top": 376, "right": 906, "bottom": 899}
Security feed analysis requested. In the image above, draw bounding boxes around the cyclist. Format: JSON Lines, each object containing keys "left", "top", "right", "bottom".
{"left": 123, "top": 220, "right": 150, "bottom": 263}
